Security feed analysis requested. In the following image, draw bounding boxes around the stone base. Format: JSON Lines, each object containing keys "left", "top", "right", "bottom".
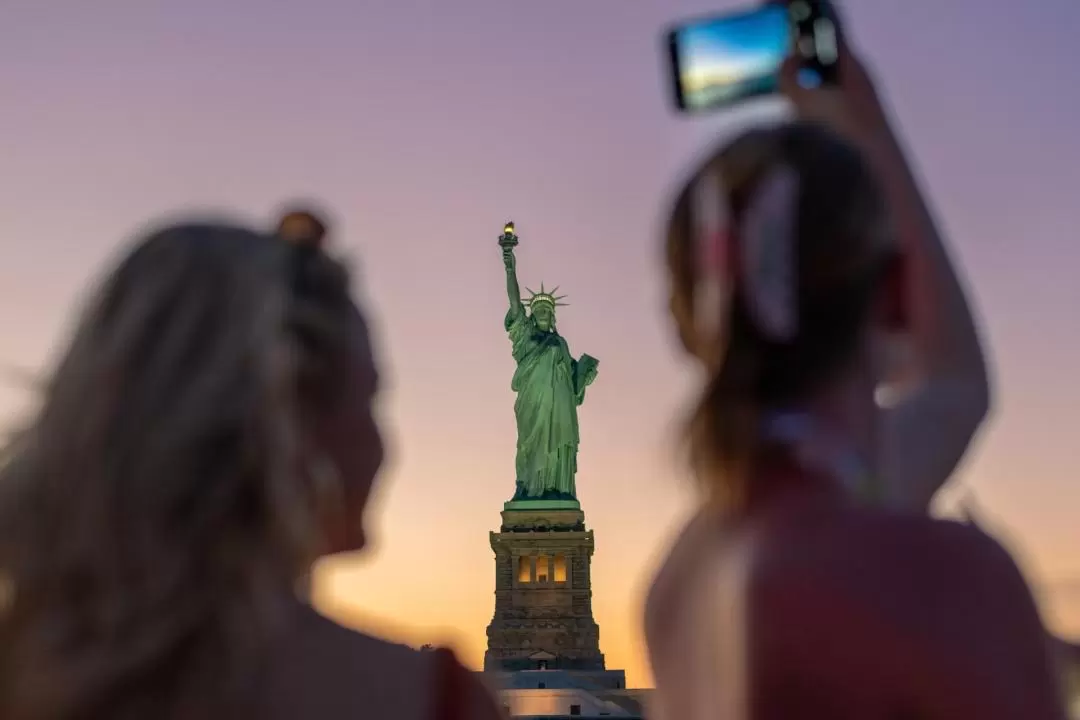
{"left": 500, "top": 506, "right": 585, "bottom": 533}
{"left": 485, "top": 506, "right": 604, "bottom": 674}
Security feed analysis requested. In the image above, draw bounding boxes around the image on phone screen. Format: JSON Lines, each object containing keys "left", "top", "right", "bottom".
{"left": 669, "top": 5, "right": 791, "bottom": 113}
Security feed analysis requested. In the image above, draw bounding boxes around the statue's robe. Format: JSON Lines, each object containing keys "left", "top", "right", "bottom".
{"left": 505, "top": 308, "right": 592, "bottom": 499}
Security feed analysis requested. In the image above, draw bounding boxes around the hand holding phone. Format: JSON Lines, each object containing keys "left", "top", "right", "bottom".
{"left": 777, "top": 40, "right": 889, "bottom": 150}
{"left": 665, "top": 0, "right": 842, "bottom": 113}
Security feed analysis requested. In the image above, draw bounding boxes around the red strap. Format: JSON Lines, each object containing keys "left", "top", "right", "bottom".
{"left": 432, "top": 648, "right": 466, "bottom": 720}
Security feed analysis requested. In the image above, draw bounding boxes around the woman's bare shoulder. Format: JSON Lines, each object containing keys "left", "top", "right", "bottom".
{"left": 256, "top": 605, "right": 436, "bottom": 719}
{"left": 644, "top": 509, "right": 720, "bottom": 636}
{"left": 297, "top": 605, "right": 430, "bottom": 663}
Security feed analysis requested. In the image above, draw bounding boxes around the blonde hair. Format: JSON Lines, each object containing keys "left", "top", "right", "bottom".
{"left": 666, "top": 122, "right": 895, "bottom": 509}
{"left": 0, "top": 218, "right": 357, "bottom": 718}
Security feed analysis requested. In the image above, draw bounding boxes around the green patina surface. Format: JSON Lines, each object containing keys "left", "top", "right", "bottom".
{"left": 503, "top": 498, "right": 581, "bottom": 511}
{"left": 498, "top": 224, "right": 598, "bottom": 504}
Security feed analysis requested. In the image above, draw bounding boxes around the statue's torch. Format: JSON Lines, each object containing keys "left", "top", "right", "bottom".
{"left": 499, "top": 221, "right": 519, "bottom": 250}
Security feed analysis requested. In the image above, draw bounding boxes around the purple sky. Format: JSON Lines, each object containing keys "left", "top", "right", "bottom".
{"left": 2, "top": 0, "right": 1079, "bottom": 685}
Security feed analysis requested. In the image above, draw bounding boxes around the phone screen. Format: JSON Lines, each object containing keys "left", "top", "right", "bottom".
{"left": 668, "top": 5, "right": 790, "bottom": 113}
{"left": 666, "top": 2, "right": 837, "bottom": 113}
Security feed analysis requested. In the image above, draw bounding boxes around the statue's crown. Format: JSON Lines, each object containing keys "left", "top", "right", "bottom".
{"left": 524, "top": 282, "right": 568, "bottom": 312}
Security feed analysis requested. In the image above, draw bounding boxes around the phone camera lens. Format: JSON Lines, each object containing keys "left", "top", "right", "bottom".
{"left": 796, "top": 68, "right": 823, "bottom": 89}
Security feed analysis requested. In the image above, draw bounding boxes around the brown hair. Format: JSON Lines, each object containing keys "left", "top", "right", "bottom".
{"left": 0, "top": 212, "right": 358, "bottom": 719}
{"left": 666, "top": 122, "right": 895, "bottom": 508}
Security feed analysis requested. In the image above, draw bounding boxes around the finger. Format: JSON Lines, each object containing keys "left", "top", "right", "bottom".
{"left": 827, "top": 1, "right": 859, "bottom": 59}
{"left": 838, "top": 45, "right": 876, "bottom": 93}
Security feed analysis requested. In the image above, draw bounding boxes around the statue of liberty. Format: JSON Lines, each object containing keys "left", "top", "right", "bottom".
{"left": 498, "top": 222, "right": 598, "bottom": 502}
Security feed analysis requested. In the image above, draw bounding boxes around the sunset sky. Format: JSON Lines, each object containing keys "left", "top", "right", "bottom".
{"left": 3, "top": 0, "right": 1079, "bottom": 688}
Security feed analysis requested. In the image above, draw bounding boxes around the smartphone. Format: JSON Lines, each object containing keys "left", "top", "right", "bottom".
{"left": 665, "top": 1, "right": 840, "bottom": 113}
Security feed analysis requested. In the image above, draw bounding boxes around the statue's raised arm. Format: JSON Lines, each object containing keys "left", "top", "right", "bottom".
{"left": 499, "top": 222, "right": 524, "bottom": 319}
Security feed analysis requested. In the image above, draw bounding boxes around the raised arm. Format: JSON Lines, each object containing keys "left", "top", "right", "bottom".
{"left": 869, "top": 123, "right": 991, "bottom": 511}
{"left": 781, "top": 29, "right": 990, "bottom": 512}
{"left": 503, "top": 247, "right": 524, "bottom": 319}
{"left": 861, "top": 92, "right": 990, "bottom": 511}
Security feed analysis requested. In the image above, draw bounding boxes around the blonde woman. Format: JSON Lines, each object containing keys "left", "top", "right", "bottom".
{"left": 644, "top": 15, "right": 1067, "bottom": 720}
{"left": 0, "top": 211, "right": 503, "bottom": 720}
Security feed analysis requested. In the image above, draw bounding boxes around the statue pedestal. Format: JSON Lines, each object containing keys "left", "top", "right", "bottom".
{"left": 499, "top": 502, "right": 584, "bottom": 533}
{"left": 483, "top": 504, "right": 609, "bottom": 676}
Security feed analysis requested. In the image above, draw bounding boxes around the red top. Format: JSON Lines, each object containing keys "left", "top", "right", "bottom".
{"left": 645, "top": 460, "right": 1067, "bottom": 720}
{"left": 744, "top": 462, "right": 1066, "bottom": 719}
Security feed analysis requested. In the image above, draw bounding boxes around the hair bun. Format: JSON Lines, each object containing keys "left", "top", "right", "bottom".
{"left": 277, "top": 209, "right": 328, "bottom": 249}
